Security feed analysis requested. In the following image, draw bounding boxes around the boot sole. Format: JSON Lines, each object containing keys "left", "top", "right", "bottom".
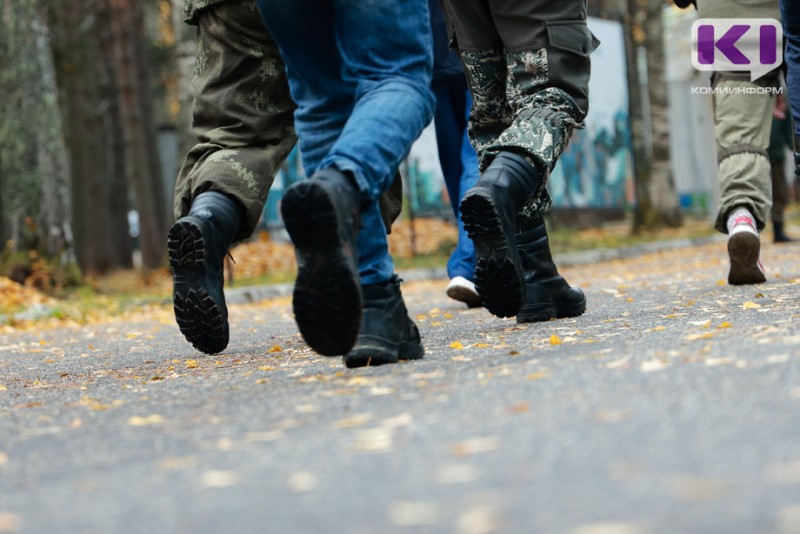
{"left": 168, "top": 219, "right": 229, "bottom": 354}
{"left": 460, "top": 192, "right": 524, "bottom": 318}
{"left": 282, "top": 181, "right": 362, "bottom": 356}
{"left": 516, "top": 298, "right": 587, "bottom": 323}
{"left": 728, "top": 232, "right": 766, "bottom": 285}
{"left": 344, "top": 337, "right": 424, "bottom": 368}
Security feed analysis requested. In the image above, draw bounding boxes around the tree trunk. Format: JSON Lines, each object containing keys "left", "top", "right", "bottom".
{"left": 0, "top": 0, "right": 73, "bottom": 260}
{"left": 627, "top": 0, "right": 683, "bottom": 232}
{"left": 644, "top": 0, "right": 682, "bottom": 228}
{"left": 95, "top": 0, "right": 134, "bottom": 268}
{"left": 108, "top": 0, "right": 168, "bottom": 271}
{"left": 171, "top": 0, "right": 197, "bottom": 166}
{"left": 50, "top": 0, "right": 120, "bottom": 274}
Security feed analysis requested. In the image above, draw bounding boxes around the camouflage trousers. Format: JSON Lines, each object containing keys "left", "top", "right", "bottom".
{"left": 710, "top": 72, "right": 778, "bottom": 233}
{"left": 440, "top": 0, "right": 598, "bottom": 222}
{"left": 173, "top": 0, "right": 297, "bottom": 241}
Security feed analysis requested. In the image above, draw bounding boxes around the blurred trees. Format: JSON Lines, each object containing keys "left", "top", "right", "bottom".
{"left": 1, "top": 0, "right": 170, "bottom": 282}
{"left": 0, "top": 0, "right": 71, "bottom": 261}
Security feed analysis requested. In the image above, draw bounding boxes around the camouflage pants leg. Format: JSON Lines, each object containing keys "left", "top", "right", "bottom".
{"left": 440, "top": 0, "right": 597, "bottom": 222}
{"left": 173, "top": 0, "right": 297, "bottom": 241}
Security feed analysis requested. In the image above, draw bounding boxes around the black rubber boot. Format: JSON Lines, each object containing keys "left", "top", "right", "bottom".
{"left": 515, "top": 218, "right": 586, "bottom": 323}
{"left": 459, "top": 152, "right": 541, "bottom": 318}
{"left": 281, "top": 168, "right": 363, "bottom": 356}
{"left": 344, "top": 276, "right": 424, "bottom": 368}
{"left": 773, "top": 220, "right": 795, "bottom": 243}
{"left": 168, "top": 191, "right": 244, "bottom": 354}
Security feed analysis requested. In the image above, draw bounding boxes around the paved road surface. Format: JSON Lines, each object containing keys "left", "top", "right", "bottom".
{"left": 2, "top": 239, "right": 800, "bottom": 533}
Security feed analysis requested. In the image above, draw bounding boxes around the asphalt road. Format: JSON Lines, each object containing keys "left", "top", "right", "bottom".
{"left": 2, "top": 238, "right": 800, "bottom": 534}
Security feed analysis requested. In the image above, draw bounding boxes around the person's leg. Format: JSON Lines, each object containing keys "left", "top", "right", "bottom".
{"left": 258, "top": 0, "right": 434, "bottom": 364}
{"left": 712, "top": 74, "right": 775, "bottom": 284}
{"left": 173, "top": 0, "right": 296, "bottom": 240}
{"left": 258, "top": 0, "right": 434, "bottom": 286}
{"left": 770, "top": 156, "right": 793, "bottom": 242}
{"left": 442, "top": 0, "right": 593, "bottom": 318}
{"left": 433, "top": 75, "right": 482, "bottom": 307}
{"left": 170, "top": 0, "right": 296, "bottom": 354}
{"left": 433, "top": 76, "right": 480, "bottom": 279}
{"left": 780, "top": 0, "right": 800, "bottom": 175}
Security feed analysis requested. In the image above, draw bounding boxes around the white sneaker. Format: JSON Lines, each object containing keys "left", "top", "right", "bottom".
{"left": 446, "top": 276, "right": 482, "bottom": 308}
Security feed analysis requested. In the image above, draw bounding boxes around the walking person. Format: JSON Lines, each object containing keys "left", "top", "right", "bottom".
{"left": 438, "top": 0, "right": 592, "bottom": 321}
{"left": 255, "top": 0, "right": 435, "bottom": 367}
{"left": 428, "top": 0, "right": 481, "bottom": 308}
{"left": 696, "top": 0, "right": 782, "bottom": 284}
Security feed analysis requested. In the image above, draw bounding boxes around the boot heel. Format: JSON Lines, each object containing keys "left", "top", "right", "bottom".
{"left": 461, "top": 191, "right": 524, "bottom": 318}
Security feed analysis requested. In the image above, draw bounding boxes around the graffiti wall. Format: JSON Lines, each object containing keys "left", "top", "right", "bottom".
{"left": 548, "top": 17, "right": 634, "bottom": 210}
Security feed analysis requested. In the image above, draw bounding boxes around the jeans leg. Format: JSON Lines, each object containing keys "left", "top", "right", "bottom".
{"left": 257, "top": 0, "right": 434, "bottom": 285}
{"left": 433, "top": 75, "right": 479, "bottom": 280}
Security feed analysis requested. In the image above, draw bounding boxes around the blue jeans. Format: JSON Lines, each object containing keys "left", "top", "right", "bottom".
{"left": 432, "top": 74, "right": 479, "bottom": 281}
{"left": 781, "top": 0, "right": 800, "bottom": 143}
{"left": 256, "top": 0, "right": 435, "bottom": 284}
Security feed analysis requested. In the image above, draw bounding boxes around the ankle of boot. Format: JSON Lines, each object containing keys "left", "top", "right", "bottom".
{"left": 189, "top": 191, "right": 245, "bottom": 244}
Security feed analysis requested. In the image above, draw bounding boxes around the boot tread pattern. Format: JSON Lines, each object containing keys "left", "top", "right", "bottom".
{"left": 282, "top": 182, "right": 361, "bottom": 356}
{"left": 168, "top": 220, "right": 228, "bottom": 354}
{"left": 461, "top": 193, "right": 524, "bottom": 318}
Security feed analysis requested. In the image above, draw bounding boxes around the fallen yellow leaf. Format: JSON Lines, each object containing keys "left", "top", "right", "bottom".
{"left": 685, "top": 332, "right": 715, "bottom": 340}
{"left": 269, "top": 345, "right": 283, "bottom": 353}
{"left": 128, "top": 414, "right": 165, "bottom": 426}
{"left": 717, "top": 321, "right": 732, "bottom": 329}
{"left": 449, "top": 341, "right": 464, "bottom": 349}
{"left": 185, "top": 359, "right": 198, "bottom": 368}
{"left": 549, "top": 334, "right": 562, "bottom": 346}
{"left": 742, "top": 301, "right": 761, "bottom": 309}
{"left": 0, "top": 385, "right": 7, "bottom": 391}
{"left": 525, "top": 372, "right": 549, "bottom": 380}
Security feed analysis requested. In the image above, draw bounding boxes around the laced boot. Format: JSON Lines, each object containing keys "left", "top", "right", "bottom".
{"left": 344, "top": 276, "right": 424, "bottom": 368}
{"left": 459, "top": 152, "right": 541, "bottom": 318}
{"left": 515, "top": 218, "right": 586, "bottom": 323}
{"left": 168, "top": 191, "right": 244, "bottom": 354}
{"left": 281, "top": 168, "right": 363, "bottom": 356}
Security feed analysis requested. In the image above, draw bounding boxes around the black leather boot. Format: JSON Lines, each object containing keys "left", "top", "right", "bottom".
{"left": 516, "top": 218, "right": 586, "bottom": 323}
{"left": 168, "top": 191, "right": 244, "bottom": 354}
{"left": 459, "top": 151, "right": 541, "bottom": 318}
{"left": 773, "top": 220, "right": 794, "bottom": 243}
{"left": 281, "top": 168, "right": 363, "bottom": 356}
{"left": 344, "top": 275, "right": 424, "bottom": 368}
